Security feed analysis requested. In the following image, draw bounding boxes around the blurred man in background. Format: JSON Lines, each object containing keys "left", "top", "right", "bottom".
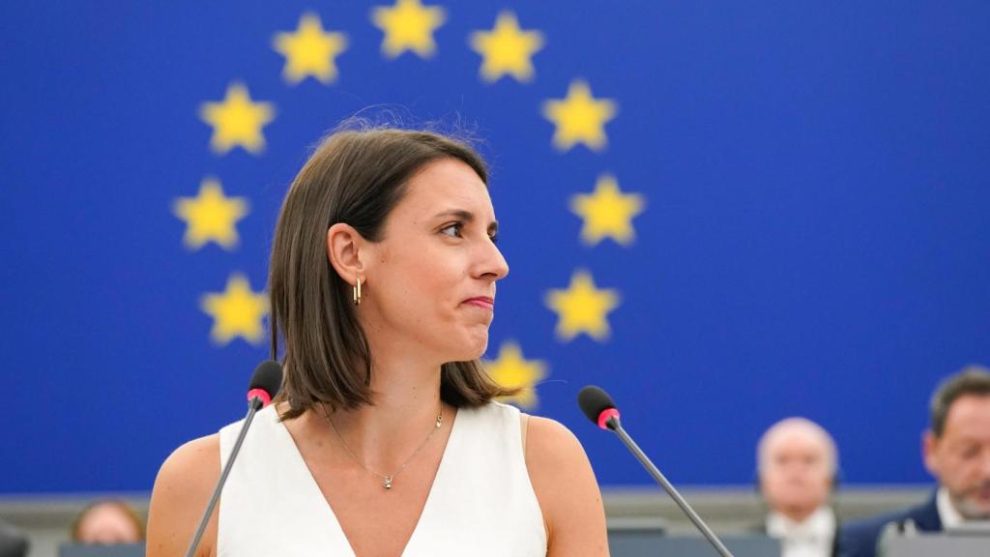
{"left": 839, "top": 366, "right": 990, "bottom": 556}
{"left": 757, "top": 417, "right": 840, "bottom": 557}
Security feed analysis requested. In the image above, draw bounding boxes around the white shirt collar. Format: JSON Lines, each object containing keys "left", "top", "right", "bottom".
{"left": 936, "top": 486, "right": 990, "bottom": 531}
{"left": 767, "top": 506, "right": 836, "bottom": 557}
{"left": 937, "top": 487, "right": 965, "bottom": 529}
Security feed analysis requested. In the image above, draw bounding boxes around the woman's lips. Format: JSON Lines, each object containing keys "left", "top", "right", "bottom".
{"left": 463, "top": 296, "right": 495, "bottom": 310}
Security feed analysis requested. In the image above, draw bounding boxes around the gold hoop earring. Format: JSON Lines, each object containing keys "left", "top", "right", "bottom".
{"left": 353, "top": 277, "right": 362, "bottom": 305}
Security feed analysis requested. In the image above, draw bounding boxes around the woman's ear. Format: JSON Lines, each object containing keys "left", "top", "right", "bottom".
{"left": 326, "top": 223, "right": 365, "bottom": 285}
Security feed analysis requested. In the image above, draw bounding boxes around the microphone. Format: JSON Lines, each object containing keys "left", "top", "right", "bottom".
{"left": 578, "top": 385, "right": 734, "bottom": 557}
{"left": 247, "top": 359, "right": 283, "bottom": 410}
{"left": 185, "top": 360, "right": 283, "bottom": 557}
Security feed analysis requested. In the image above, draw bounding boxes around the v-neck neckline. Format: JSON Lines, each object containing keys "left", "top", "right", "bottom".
{"left": 273, "top": 406, "right": 464, "bottom": 557}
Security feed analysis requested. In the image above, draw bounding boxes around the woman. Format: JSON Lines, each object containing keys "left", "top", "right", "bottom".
{"left": 72, "top": 499, "right": 145, "bottom": 545}
{"left": 147, "top": 125, "right": 609, "bottom": 556}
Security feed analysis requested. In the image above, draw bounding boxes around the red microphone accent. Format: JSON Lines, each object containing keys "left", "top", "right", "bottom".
{"left": 247, "top": 388, "right": 272, "bottom": 407}
{"left": 597, "top": 408, "right": 620, "bottom": 430}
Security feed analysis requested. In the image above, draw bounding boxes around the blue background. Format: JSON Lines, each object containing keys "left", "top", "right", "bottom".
{"left": 2, "top": 1, "right": 988, "bottom": 494}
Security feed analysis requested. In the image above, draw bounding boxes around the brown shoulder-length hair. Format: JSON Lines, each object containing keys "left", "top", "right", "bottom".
{"left": 269, "top": 124, "right": 516, "bottom": 419}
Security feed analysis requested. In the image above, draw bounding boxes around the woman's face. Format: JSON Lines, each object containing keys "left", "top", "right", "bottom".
{"left": 359, "top": 158, "right": 509, "bottom": 364}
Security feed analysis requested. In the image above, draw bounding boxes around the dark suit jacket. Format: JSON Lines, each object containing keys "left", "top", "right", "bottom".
{"left": 837, "top": 492, "right": 941, "bottom": 557}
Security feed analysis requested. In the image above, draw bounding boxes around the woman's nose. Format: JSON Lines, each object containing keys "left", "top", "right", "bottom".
{"left": 476, "top": 239, "right": 509, "bottom": 280}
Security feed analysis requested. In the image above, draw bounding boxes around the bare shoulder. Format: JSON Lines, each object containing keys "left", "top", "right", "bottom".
{"left": 147, "top": 434, "right": 221, "bottom": 557}
{"left": 524, "top": 416, "right": 587, "bottom": 465}
{"left": 524, "top": 416, "right": 610, "bottom": 556}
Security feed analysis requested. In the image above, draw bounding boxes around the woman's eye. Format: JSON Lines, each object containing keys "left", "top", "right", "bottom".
{"left": 489, "top": 233, "right": 499, "bottom": 244}
{"left": 440, "top": 223, "right": 463, "bottom": 237}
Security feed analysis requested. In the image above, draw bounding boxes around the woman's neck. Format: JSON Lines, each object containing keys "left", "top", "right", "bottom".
{"left": 319, "top": 350, "right": 447, "bottom": 469}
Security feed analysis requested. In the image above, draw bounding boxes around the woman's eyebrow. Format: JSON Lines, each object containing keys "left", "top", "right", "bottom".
{"left": 433, "top": 208, "right": 474, "bottom": 221}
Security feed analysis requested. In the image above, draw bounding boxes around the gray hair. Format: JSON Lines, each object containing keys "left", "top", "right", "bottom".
{"left": 756, "top": 417, "right": 839, "bottom": 476}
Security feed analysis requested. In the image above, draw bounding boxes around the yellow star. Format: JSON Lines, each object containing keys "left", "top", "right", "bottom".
{"left": 273, "top": 13, "right": 348, "bottom": 84}
{"left": 484, "top": 341, "right": 547, "bottom": 409}
{"left": 172, "top": 178, "right": 249, "bottom": 250}
{"left": 200, "top": 274, "right": 269, "bottom": 346}
{"left": 542, "top": 80, "right": 617, "bottom": 152}
{"left": 571, "top": 174, "right": 645, "bottom": 246}
{"left": 199, "top": 83, "right": 275, "bottom": 154}
{"left": 469, "top": 11, "right": 544, "bottom": 83}
{"left": 545, "top": 270, "right": 620, "bottom": 342}
{"left": 371, "top": 0, "right": 446, "bottom": 59}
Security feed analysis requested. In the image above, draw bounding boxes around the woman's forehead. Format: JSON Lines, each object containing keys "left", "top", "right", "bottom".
{"left": 398, "top": 159, "right": 494, "bottom": 218}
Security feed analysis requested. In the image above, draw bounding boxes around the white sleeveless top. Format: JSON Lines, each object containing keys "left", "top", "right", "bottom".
{"left": 217, "top": 402, "right": 547, "bottom": 556}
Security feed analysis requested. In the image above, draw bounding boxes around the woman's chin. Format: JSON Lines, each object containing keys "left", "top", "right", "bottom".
{"left": 452, "top": 334, "right": 489, "bottom": 361}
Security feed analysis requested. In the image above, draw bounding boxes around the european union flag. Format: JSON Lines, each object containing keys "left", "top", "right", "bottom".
{"left": 3, "top": 1, "right": 989, "bottom": 495}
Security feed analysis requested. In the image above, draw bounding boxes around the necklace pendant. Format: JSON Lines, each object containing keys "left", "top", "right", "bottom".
{"left": 383, "top": 476, "right": 393, "bottom": 490}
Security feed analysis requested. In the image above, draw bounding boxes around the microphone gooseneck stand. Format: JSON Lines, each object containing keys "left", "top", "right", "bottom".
{"left": 184, "top": 396, "right": 266, "bottom": 557}
{"left": 604, "top": 414, "right": 734, "bottom": 557}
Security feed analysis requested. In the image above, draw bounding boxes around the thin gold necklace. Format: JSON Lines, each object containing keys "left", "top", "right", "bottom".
{"left": 323, "top": 406, "right": 443, "bottom": 491}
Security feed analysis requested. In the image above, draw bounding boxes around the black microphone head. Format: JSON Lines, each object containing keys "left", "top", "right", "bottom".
{"left": 248, "top": 360, "right": 283, "bottom": 402}
{"left": 578, "top": 385, "right": 620, "bottom": 429}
